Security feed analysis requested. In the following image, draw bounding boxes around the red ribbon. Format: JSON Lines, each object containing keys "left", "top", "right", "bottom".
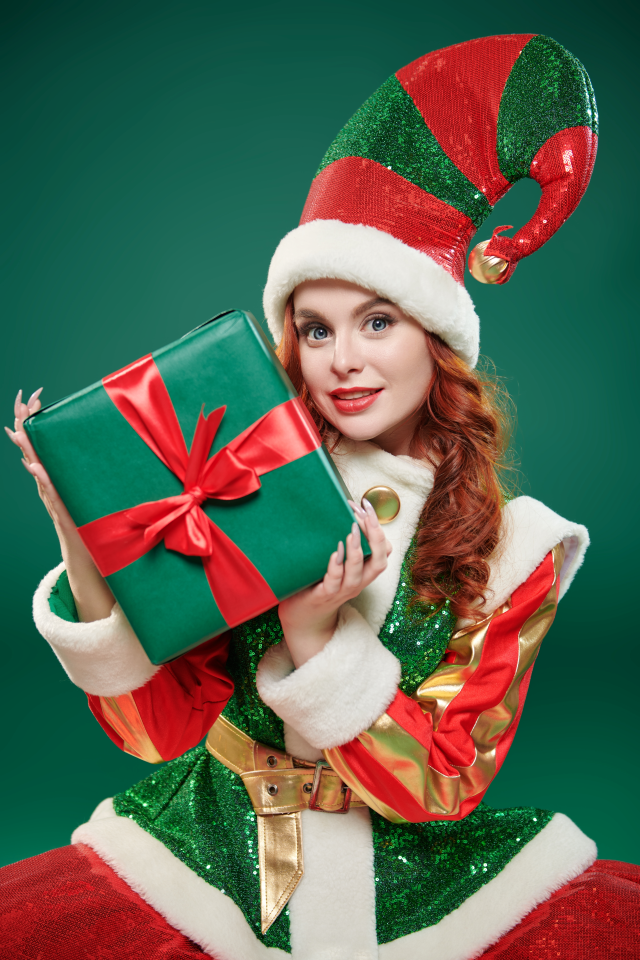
{"left": 78, "top": 354, "right": 321, "bottom": 628}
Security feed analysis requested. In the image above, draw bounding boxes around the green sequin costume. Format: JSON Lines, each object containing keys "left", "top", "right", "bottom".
{"left": 114, "top": 547, "right": 552, "bottom": 952}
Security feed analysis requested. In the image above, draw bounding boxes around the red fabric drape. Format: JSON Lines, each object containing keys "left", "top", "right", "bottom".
{"left": 1, "top": 845, "right": 638, "bottom": 958}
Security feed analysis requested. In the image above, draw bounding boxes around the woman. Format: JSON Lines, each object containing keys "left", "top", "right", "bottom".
{"left": 3, "top": 32, "right": 638, "bottom": 960}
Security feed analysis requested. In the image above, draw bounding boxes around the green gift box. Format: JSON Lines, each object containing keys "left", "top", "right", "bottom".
{"left": 25, "top": 310, "right": 368, "bottom": 664}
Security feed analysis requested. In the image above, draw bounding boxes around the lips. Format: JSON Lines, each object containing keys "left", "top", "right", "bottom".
{"left": 329, "top": 388, "right": 383, "bottom": 414}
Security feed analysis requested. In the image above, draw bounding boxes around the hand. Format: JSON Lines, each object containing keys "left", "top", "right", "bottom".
{"left": 5, "top": 389, "right": 115, "bottom": 622}
{"left": 278, "top": 498, "right": 391, "bottom": 668}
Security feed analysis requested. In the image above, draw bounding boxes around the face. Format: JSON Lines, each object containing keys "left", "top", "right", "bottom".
{"left": 293, "top": 279, "right": 434, "bottom": 456}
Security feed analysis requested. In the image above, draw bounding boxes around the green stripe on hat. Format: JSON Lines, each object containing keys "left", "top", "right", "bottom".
{"left": 316, "top": 75, "right": 492, "bottom": 228}
{"left": 497, "top": 35, "right": 599, "bottom": 184}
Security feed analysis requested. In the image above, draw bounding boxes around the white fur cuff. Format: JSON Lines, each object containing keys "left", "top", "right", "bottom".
{"left": 33, "top": 563, "right": 159, "bottom": 696}
{"left": 256, "top": 603, "right": 401, "bottom": 750}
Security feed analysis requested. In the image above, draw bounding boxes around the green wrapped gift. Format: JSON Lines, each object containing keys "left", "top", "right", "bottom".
{"left": 25, "top": 310, "right": 367, "bottom": 664}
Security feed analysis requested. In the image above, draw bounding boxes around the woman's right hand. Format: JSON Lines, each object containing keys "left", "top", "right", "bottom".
{"left": 6, "top": 389, "right": 116, "bottom": 622}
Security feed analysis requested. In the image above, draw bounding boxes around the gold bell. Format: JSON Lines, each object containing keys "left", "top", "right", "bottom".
{"left": 362, "top": 486, "right": 401, "bottom": 524}
{"left": 468, "top": 240, "right": 508, "bottom": 284}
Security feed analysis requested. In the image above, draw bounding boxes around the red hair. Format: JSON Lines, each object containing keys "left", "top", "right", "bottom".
{"left": 276, "top": 298, "right": 516, "bottom": 621}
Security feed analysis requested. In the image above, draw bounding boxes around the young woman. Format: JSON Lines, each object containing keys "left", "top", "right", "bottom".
{"left": 2, "top": 32, "right": 638, "bottom": 960}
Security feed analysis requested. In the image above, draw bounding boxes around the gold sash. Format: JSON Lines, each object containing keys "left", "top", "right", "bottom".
{"left": 206, "top": 715, "right": 365, "bottom": 932}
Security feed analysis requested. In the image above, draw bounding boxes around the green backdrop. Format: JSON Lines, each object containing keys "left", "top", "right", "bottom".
{"left": 1, "top": 0, "right": 638, "bottom": 869}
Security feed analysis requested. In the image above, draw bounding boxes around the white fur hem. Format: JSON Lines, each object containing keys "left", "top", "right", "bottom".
{"left": 263, "top": 220, "right": 480, "bottom": 366}
{"left": 485, "top": 496, "right": 590, "bottom": 612}
{"left": 76, "top": 801, "right": 595, "bottom": 960}
{"left": 379, "top": 812, "right": 597, "bottom": 960}
{"left": 289, "top": 808, "right": 378, "bottom": 960}
{"left": 256, "top": 604, "right": 401, "bottom": 750}
{"left": 33, "top": 562, "right": 158, "bottom": 696}
{"left": 73, "top": 799, "right": 288, "bottom": 960}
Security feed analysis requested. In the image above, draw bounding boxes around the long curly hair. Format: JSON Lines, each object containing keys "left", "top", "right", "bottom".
{"left": 276, "top": 297, "right": 516, "bottom": 621}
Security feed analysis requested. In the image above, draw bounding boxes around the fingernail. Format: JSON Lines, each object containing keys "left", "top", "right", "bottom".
{"left": 20, "top": 459, "right": 33, "bottom": 473}
{"left": 336, "top": 541, "right": 344, "bottom": 564}
{"left": 352, "top": 522, "right": 361, "bottom": 542}
{"left": 14, "top": 390, "right": 22, "bottom": 418}
{"left": 363, "top": 499, "right": 377, "bottom": 520}
{"left": 4, "top": 426, "right": 15, "bottom": 440}
{"left": 28, "top": 387, "right": 43, "bottom": 408}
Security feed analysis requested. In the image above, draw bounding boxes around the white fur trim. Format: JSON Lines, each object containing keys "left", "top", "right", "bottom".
{"left": 263, "top": 220, "right": 480, "bottom": 367}
{"left": 33, "top": 562, "right": 158, "bottom": 696}
{"left": 330, "top": 440, "right": 434, "bottom": 632}
{"left": 289, "top": 808, "right": 378, "bottom": 960}
{"left": 73, "top": 799, "right": 288, "bottom": 960}
{"left": 256, "top": 604, "right": 401, "bottom": 750}
{"left": 485, "top": 496, "right": 590, "bottom": 613}
{"left": 379, "top": 812, "right": 597, "bottom": 960}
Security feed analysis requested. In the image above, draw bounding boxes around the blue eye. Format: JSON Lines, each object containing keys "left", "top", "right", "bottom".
{"left": 310, "top": 326, "right": 329, "bottom": 341}
{"left": 370, "top": 317, "right": 388, "bottom": 332}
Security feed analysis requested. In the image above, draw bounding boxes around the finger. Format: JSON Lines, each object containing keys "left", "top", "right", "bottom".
{"left": 341, "top": 522, "right": 365, "bottom": 592}
{"left": 11, "top": 428, "right": 41, "bottom": 466}
{"left": 22, "top": 460, "right": 72, "bottom": 524}
{"left": 322, "top": 542, "right": 345, "bottom": 597}
{"left": 359, "top": 500, "right": 390, "bottom": 585}
{"left": 14, "top": 390, "right": 22, "bottom": 420}
{"left": 27, "top": 387, "right": 43, "bottom": 412}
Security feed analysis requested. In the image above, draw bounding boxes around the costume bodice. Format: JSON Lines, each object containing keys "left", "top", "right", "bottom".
{"left": 222, "top": 542, "right": 457, "bottom": 751}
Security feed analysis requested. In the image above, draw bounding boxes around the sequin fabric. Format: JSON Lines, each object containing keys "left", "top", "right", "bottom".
{"left": 301, "top": 35, "right": 597, "bottom": 285}
{"left": 113, "top": 545, "right": 550, "bottom": 945}
{"left": 497, "top": 35, "right": 598, "bottom": 184}
{"left": 113, "top": 746, "right": 291, "bottom": 950}
{"left": 377, "top": 548, "right": 456, "bottom": 693}
{"left": 317, "top": 75, "right": 491, "bottom": 228}
{"left": 223, "top": 606, "right": 285, "bottom": 750}
{"left": 372, "top": 803, "right": 554, "bottom": 943}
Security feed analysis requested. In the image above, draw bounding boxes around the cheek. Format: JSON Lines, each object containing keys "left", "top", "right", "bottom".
{"left": 299, "top": 347, "right": 327, "bottom": 401}
{"left": 382, "top": 334, "right": 433, "bottom": 400}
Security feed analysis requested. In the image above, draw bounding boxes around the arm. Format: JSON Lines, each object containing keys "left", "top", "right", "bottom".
{"left": 39, "top": 565, "right": 234, "bottom": 763}
{"left": 259, "top": 544, "right": 563, "bottom": 822}
{"left": 88, "top": 633, "right": 234, "bottom": 763}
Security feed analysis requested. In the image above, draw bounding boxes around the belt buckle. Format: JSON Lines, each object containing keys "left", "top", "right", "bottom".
{"left": 308, "top": 759, "right": 352, "bottom": 814}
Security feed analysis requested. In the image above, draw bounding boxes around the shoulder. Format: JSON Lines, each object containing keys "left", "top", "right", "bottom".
{"left": 485, "top": 496, "right": 589, "bottom": 612}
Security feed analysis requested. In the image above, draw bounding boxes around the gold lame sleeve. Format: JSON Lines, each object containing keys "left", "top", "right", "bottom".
{"left": 99, "top": 693, "right": 164, "bottom": 764}
{"left": 325, "top": 543, "right": 564, "bottom": 822}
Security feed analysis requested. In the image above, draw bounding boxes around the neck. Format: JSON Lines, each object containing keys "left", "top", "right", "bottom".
{"left": 369, "top": 415, "right": 419, "bottom": 457}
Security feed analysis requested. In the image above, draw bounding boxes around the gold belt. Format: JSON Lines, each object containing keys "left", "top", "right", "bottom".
{"left": 206, "top": 714, "right": 365, "bottom": 932}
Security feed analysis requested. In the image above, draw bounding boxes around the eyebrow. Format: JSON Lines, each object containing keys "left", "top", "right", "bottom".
{"left": 292, "top": 297, "right": 393, "bottom": 326}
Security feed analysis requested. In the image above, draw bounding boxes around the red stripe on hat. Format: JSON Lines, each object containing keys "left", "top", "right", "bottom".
{"left": 397, "top": 34, "right": 535, "bottom": 204}
{"left": 301, "top": 156, "right": 476, "bottom": 284}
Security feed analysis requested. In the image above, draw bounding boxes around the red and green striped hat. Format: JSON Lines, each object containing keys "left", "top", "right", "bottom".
{"left": 263, "top": 34, "right": 597, "bottom": 367}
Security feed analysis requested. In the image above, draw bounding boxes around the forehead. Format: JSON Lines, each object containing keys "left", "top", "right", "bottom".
{"left": 293, "top": 279, "right": 394, "bottom": 318}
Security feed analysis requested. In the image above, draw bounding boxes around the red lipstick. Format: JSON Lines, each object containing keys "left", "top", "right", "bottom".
{"left": 329, "top": 388, "right": 383, "bottom": 414}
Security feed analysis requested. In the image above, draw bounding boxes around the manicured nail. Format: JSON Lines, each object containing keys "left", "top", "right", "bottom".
{"left": 4, "top": 426, "right": 15, "bottom": 441}
{"left": 362, "top": 498, "right": 377, "bottom": 520}
{"left": 14, "top": 390, "right": 22, "bottom": 419}
{"left": 27, "top": 387, "right": 43, "bottom": 408}
{"left": 336, "top": 541, "right": 344, "bottom": 564}
{"left": 352, "top": 522, "right": 361, "bottom": 543}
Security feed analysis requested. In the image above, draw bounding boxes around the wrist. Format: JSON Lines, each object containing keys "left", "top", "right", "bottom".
{"left": 278, "top": 609, "right": 338, "bottom": 669}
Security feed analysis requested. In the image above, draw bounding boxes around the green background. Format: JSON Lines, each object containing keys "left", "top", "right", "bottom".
{"left": 1, "top": 0, "right": 638, "bottom": 868}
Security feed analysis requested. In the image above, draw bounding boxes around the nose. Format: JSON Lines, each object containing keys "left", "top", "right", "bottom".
{"left": 330, "top": 331, "right": 364, "bottom": 378}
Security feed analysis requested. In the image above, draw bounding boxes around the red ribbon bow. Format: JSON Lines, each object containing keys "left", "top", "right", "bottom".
{"left": 78, "top": 354, "right": 321, "bottom": 627}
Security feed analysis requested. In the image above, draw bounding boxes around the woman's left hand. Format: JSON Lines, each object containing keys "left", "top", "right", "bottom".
{"left": 278, "top": 498, "right": 391, "bottom": 668}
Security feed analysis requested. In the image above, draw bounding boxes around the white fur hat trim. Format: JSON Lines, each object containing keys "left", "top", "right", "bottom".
{"left": 263, "top": 219, "right": 480, "bottom": 367}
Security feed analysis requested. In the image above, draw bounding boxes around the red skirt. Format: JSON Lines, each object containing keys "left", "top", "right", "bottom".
{"left": 1, "top": 843, "right": 638, "bottom": 959}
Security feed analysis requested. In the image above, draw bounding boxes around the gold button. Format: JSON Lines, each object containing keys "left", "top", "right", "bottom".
{"left": 362, "top": 486, "right": 401, "bottom": 524}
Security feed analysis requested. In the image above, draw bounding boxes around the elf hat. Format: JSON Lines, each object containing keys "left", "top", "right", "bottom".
{"left": 263, "top": 34, "right": 597, "bottom": 367}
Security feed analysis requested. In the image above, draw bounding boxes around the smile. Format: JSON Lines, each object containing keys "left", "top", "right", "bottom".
{"left": 329, "top": 388, "right": 383, "bottom": 414}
